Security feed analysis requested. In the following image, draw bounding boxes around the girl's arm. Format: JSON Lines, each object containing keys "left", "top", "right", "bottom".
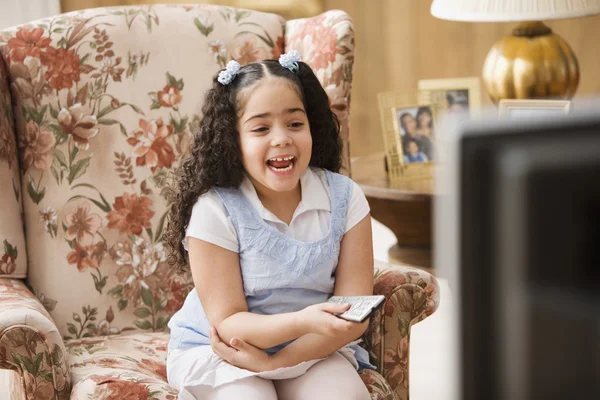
{"left": 188, "top": 237, "right": 305, "bottom": 349}
{"left": 187, "top": 237, "right": 350, "bottom": 350}
{"left": 269, "top": 214, "right": 375, "bottom": 368}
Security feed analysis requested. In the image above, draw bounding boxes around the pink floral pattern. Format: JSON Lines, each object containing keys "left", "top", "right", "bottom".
{"left": 0, "top": 279, "right": 70, "bottom": 400}
{"left": 43, "top": 47, "right": 82, "bottom": 90}
{"left": 66, "top": 333, "right": 177, "bottom": 399}
{"left": 361, "top": 261, "right": 441, "bottom": 399}
{"left": 57, "top": 103, "right": 99, "bottom": 150}
{"left": 106, "top": 193, "right": 154, "bottom": 235}
{"left": 157, "top": 85, "right": 182, "bottom": 108}
{"left": 65, "top": 202, "right": 102, "bottom": 245}
{"left": 360, "top": 369, "right": 400, "bottom": 400}
{"left": 6, "top": 28, "right": 51, "bottom": 63}
{"left": 1, "top": 240, "right": 18, "bottom": 275}
{"left": 19, "top": 120, "right": 55, "bottom": 171}
{"left": 127, "top": 118, "right": 176, "bottom": 172}
{"left": 0, "top": 5, "right": 439, "bottom": 400}
{"left": 233, "top": 37, "right": 267, "bottom": 65}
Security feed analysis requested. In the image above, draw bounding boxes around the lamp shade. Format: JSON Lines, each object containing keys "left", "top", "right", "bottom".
{"left": 431, "top": 0, "right": 600, "bottom": 22}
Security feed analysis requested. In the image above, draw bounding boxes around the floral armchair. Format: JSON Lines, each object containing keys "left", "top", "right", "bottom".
{"left": 0, "top": 4, "right": 439, "bottom": 400}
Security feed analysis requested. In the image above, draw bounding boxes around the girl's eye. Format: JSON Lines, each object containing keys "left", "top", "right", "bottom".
{"left": 252, "top": 127, "right": 269, "bottom": 133}
{"left": 289, "top": 122, "right": 304, "bottom": 128}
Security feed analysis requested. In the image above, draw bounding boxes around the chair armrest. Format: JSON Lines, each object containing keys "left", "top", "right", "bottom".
{"left": 359, "top": 369, "right": 401, "bottom": 400}
{"left": 363, "top": 261, "right": 440, "bottom": 399}
{"left": 0, "top": 278, "right": 71, "bottom": 399}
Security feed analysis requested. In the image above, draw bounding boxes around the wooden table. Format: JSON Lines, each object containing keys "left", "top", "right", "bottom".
{"left": 351, "top": 153, "right": 434, "bottom": 270}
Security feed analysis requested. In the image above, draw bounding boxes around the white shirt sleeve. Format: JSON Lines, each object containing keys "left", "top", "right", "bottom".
{"left": 184, "top": 189, "right": 239, "bottom": 253}
{"left": 345, "top": 181, "right": 370, "bottom": 233}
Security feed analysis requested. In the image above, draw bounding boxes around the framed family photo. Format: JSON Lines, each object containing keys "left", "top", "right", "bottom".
{"left": 378, "top": 80, "right": 481, "bottom": 181}
{"left": 392, "top": 105, "right": 436, "bottom": 165}
{"left": 498, "top": 99, "right": 571, "bottom": 119}
{"left": 417, "top": 77, "right": 481, "bottom": 118}
{"left": 377, "top": 91, "right": 438, "bottom": 181}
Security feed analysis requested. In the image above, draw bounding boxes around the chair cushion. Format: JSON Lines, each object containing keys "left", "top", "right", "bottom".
{"left": 66, "top": 332, "right": 177, "bottom": 399}
{"left": 66, "top": 332, "right": 396, "bottom": 400}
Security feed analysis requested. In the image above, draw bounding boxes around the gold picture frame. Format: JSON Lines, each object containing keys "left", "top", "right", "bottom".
{"left": 417, "top": 77, "right": 482, "bottom": 117}
{"left": 377, "top": 91, "right": 439, "bottom": 181}
{"left": 498, "top": 99, "right": 571, "bottom": 118}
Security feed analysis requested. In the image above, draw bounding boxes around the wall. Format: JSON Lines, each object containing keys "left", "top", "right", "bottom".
{"left": 60, "top": 0, "right": 322, "bottom": 20}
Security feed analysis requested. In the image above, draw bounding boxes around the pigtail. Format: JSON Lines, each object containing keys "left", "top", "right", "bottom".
{"left": 163, "top": 79, "right": 244, "bottom": 273}
{"left": 295, "top": 62, "right": 343, "bottom": 173}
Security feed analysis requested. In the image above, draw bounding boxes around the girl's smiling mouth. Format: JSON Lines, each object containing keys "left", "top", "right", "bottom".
{"left": 266, "top": 155, "right": 296, "bottom": 173}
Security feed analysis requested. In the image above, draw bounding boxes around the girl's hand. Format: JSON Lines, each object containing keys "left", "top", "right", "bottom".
{"left": 298, "top": 302, "right": 357, "bottom": 337}
{"left": 209, "top": 327, "right": 274, "bottom": 372}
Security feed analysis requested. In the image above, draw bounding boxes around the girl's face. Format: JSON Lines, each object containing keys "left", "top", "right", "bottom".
{"left": 407, "top": 141, "right": 419, "bottom": 155}
{"left": 418, "top": 112, "right": 432, "bottom": 127}
{"left": 237, "top": 78, "right": 312, "bottom": 197}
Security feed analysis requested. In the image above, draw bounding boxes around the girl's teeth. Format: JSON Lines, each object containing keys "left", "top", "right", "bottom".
{"left": 269, "top": 162, "right": 294, "bottom": 172}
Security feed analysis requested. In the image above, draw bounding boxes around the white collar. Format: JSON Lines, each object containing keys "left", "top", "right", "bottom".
{"left": 240, "top": 167, "right": 331, "bottom": 225}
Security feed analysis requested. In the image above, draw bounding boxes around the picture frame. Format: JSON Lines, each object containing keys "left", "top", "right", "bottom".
{"left": 377, "top": 91, "right": 439, "bottom": 181}
{"left": 498, "top": 99, "right": 571, "bottom": 119}
{"left": 417, "top": 77, "right": 482, "bottom": 118}
{"left": 392, "top": 104, "right": 437, "bottom": 165}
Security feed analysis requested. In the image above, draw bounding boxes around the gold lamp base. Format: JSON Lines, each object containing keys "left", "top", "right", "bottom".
{"left": 482, "top": 21, "right": 580, "bottom": 104}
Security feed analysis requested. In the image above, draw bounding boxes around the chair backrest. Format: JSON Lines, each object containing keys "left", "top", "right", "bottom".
{"left": 0, "top": 4, "right": 354, "bottom": 340}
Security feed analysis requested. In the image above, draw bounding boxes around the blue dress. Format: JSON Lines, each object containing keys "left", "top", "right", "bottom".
{"left": 168, "top": 169, "right": 374, "bottom": 371}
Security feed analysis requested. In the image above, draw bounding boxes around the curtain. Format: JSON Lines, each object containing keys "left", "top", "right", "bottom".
{"left": 0, "top": 0, "right": 61, "bottom": 30}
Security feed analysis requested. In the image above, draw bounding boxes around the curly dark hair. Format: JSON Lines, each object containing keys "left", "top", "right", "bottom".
{"left": 163, "top": 60, "right": 342, "bottom": 273}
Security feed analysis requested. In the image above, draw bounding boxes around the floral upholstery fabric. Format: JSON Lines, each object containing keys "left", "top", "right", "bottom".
{"left": 359, "top": 369, "right": 400, "bottom": 400}
{"left": 364, "top": 261, "right": 440, "bottom": 400}
{"left": 0, "top": 4, "right": 440, "bottom": 400}
{"left": 65, "top": 332, "right": 176, "bottom": 400}
{"left": 0, "top": 3, "right": 286, "bottom": 343}
{"left": 0, "top": 55, "right": 27, "bottom": 278}
{"left": 0, "top": 279, "right": 70, "bottom": 400}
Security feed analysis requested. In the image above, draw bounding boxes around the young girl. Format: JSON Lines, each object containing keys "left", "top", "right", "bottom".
{"left": 163, "top": 51, "right": 374, "bottom": 400}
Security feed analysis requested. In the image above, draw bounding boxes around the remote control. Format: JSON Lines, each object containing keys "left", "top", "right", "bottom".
{"left": 327, "top": 295, "right": 385, "bottom": 323}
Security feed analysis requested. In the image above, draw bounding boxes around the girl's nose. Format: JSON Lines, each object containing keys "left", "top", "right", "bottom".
{"left": 271, "top": 127, "right": 293, "bottom": 147}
